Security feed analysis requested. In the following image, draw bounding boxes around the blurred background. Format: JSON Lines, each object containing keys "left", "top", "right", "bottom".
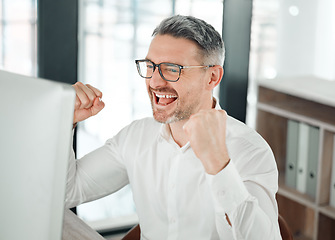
{"left": 1, "top": 0, "right": 334, "bottom": 237}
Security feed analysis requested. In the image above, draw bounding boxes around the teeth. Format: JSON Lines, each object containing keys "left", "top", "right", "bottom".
{"left": 155, "top": 93, "right": 177, "bottom": 98}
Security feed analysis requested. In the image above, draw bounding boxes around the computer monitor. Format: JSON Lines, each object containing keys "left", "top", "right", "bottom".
{"left": 0, "top": 70, "right": 75, "bottom": 240}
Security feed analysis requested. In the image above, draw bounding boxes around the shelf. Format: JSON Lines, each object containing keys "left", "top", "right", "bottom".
{"left": 278, "top": 176, "right": 316, "bottom": 208}
{"left": 258, "top": 76, "right": 335, "bottom": 108}
{"left": 317, "top": 213, "right": 335, "bottom": 240}
{"left": 277, "top": 195, "right": 315, "bottom": 240}
{"left": 318, "top": 205, "right": 335, "bottom": 220}
{"left": 257, "top": 102, "right": 335, "bottom": 133}
{"left": 256, "top": 77, "right": 335, "bottom": 239}
{"left": 257, "top": 87, "right": 335, "bottom": 130}
{"left": 256, "top": 110, "right": 287, "bottom": 171}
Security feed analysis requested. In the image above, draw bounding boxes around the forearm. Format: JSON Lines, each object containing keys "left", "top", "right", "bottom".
{"left": 227, "top": 196, "right": 281, "bottom": 240}
{"left": 207, "top": 161, "right": 281, "bottom": 240}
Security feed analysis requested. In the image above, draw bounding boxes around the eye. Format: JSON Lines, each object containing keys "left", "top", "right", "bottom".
{"left": 166, "top": 67, "right": 178, "bottom": 73}
{"left": 147, "top": 64, "right": 154, "bottom": 69}
{"left": 162, "top": 63, "right": 179, "bottom": 74}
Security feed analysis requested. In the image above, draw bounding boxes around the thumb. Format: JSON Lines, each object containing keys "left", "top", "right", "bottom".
{"left": 183, "top": 117, "right": 195, "bottom": 138}
{"left": 183, "top": 119, "right": 190, "bottom": 134}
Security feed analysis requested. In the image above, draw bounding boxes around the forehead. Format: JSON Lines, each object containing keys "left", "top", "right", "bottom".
{"left": 146, "top": 34, "right": 202, "bottom": 65}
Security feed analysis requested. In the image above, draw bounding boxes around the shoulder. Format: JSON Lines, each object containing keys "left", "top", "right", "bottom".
{"left": 226, "top": 115, "right": 276, "bottom": 172}
{"left": 226, "top": 116, "right": 266, "bottom": 147}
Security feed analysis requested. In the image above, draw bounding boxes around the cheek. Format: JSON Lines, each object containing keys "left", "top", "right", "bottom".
{"left": 176, "top": 85, "right": 196, "bottom": 103}
{"left": 145, "top": 80, "right": 151, "bottom": 92}
{"left": 180, "top": 77, "right": 205, "bottom": 95}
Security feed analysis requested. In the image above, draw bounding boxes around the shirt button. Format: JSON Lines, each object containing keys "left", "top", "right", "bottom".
{"left": 170, "top": 217, "right": 176, "bottom": 223}
{"left": 217, "top": 190, "right": 225, "bottom": 198}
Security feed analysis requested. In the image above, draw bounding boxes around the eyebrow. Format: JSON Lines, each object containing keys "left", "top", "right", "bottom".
{"left": 143, "top": 58, "right": 183, "bottom": 66}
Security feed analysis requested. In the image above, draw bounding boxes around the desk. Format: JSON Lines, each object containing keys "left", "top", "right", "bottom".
{"left": 62, "top": 209, "right": 105, "bottom": 240}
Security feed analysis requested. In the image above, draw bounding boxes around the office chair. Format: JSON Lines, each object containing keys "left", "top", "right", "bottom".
{"left": 122, "top": 224, "right": 140, "bottom": 240}
{"left": 278, "top": 215, "right": 293, "bottom": 240}
{"left": 122, "top": 215, "right": 293, "bottom": 240}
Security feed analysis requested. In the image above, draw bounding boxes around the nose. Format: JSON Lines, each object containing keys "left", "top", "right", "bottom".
{"left": 148, "top": 66, "right": 167, "bottom": 89}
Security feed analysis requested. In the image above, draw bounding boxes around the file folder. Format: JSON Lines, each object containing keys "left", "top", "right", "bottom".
{"left": 305, "top": 125, "right": 320, "bottom": 199}
{"left": 285, "top": 120, "right": 299, "bottom": 189}
{"left": 296, "top": 122, "right": 309, "bottom": 193}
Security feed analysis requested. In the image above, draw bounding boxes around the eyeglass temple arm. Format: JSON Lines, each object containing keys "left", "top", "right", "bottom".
{"left": 182, "top": 65, "right": 215, "bottom": 69}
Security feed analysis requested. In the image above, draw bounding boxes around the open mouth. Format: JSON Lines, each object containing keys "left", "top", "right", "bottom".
{"left": 154, "top": 92, "right": 178, "bottom": 106}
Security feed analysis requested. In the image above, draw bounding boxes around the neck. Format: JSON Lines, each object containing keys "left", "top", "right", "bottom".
{"left": 168, "top": 119, "right": 189, "bottom": 147}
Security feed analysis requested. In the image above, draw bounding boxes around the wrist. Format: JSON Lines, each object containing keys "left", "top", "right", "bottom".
{"left": 205, "top": 157, "right": 230, "bottom": 175}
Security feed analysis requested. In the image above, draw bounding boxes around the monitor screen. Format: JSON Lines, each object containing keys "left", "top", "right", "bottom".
{"left": 0, "top": 70, "right": 75, "bottom": 240}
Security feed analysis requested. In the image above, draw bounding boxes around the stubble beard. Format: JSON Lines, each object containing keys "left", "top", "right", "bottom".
{"left": 150, "top": 93, "right": 197, "bottom": 124}
{"left": 152, "top": 104, "right": 193, "bottom": 124}
{"left": 147, "top": 85, "right": 200, "bottom": 124}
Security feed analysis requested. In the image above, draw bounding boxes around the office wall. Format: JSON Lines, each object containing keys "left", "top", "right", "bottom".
{"left": 277, "top": 0, "right": 335, "bottom": 80}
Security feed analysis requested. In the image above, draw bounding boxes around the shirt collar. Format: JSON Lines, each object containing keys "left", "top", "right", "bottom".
{"left": 159, "top": 123, "right": 172, "bottom": 143}
{"left": 213, "top": 97, "right": 222, "bottom": 110}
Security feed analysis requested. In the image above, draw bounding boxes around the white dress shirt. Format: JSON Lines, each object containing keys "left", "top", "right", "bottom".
{"left": 66, "top": 103, "right": 282, "bottom": 240}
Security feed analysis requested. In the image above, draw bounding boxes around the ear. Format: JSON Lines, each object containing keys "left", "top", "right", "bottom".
{"left": 206, "top": 65, "right": 224, "bottom": 90}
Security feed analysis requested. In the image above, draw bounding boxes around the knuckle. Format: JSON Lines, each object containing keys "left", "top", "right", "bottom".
{"left": 75, "top": 100, "right": 81, "bottom": 108}
{"left": 81, "top": 98, "right": 90, "bottom": 106}
{"left": 88, "top": 94, "right": 95, "bottom": 102}
{"left": 75, "top": 81, "right": 84, "bottom": 87}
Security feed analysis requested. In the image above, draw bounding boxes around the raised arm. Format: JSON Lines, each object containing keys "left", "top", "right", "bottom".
{"left": 183, "top": 109, "right": 281, "bottom": 239}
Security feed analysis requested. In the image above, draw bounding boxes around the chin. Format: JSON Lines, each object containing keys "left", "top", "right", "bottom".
{"left": 153, "top": 112, "right": 174, "bottom": 124}
{"left": 153, "top": 109, "right": 189, "bottom": 124}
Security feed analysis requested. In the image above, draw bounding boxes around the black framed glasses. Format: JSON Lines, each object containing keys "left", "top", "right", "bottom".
{"left": 135, "top": 59, "right": 214, "bottom": 82}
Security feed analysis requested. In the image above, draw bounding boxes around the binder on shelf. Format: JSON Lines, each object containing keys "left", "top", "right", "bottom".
{"left": 305, "top": 125, "right": 320, "bottom": 199}
{"left": 285, "top": 120, "right": 299, "bottom": 189}
{"left": 296, "top": 122, "right": 309, "bottom": 193}
{"left": 330, "top": 134, "right": 335, "bottom": 208}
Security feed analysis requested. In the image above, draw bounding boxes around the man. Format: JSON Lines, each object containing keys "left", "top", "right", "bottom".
{"left": 67, "top": 15, "right": 281, "bottom": 239}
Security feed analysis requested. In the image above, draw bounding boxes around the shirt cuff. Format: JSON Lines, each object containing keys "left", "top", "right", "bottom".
{"left": 206, "top": 161, "right": 249, "bottom": 215}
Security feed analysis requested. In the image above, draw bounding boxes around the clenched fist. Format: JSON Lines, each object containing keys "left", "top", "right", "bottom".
{"left": 183, "top": 109, "right": 230, "bottom": 175}
{"left": 72, "top": 82, "right": 105, "bottom": 124}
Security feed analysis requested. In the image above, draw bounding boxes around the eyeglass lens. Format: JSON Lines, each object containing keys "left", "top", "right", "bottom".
{"left": 137, "top": 61, "right": 180, "bottom": 81}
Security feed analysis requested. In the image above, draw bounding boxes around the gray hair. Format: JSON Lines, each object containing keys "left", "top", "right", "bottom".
{"left": 152, "top": 15, "right": 225, "bottom": 66}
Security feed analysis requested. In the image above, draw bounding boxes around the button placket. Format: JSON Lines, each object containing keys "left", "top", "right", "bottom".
{"left": 166, "top": 152, "right": 179, "bottom": 240}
